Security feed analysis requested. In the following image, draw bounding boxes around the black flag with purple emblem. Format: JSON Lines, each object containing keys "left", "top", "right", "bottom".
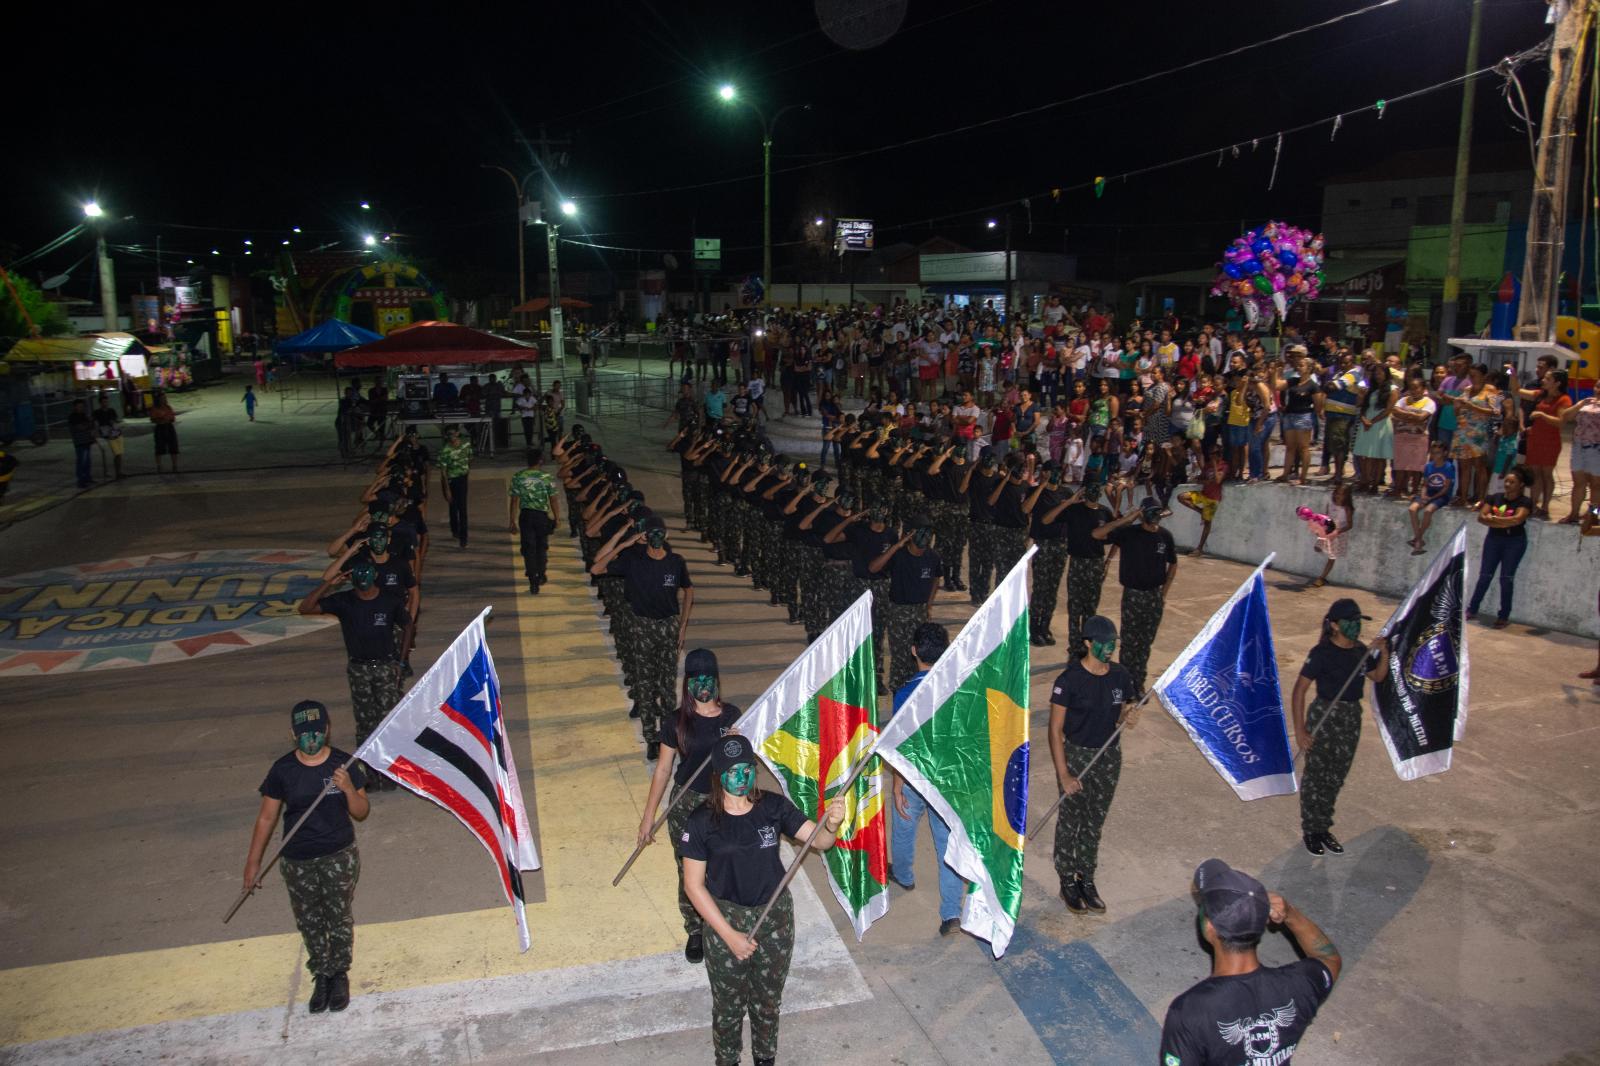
{"left": 1368, "top": 525, "right": 1469, "bottom": 780}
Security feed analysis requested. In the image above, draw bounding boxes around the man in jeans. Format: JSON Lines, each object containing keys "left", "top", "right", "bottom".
{"left": 887, "top": 621, "right": 968, "bottom": 936}
{"left": 67, "top": 398, "right": 95, "bottom": 488}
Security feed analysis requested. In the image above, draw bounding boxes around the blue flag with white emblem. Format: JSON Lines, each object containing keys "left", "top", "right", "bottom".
{"left": 1152, "top": 555, "right": 1296, "bottom": 800}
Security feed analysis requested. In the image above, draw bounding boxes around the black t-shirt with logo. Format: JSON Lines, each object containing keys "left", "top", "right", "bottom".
{"left": 820, "top": 509, "right": 856, "bottom": 561}
{"left": 1159, "top": 959, "right": 1334, "bottom": 1066}
{"left": 889, "top": 546, "right": 942, "bottom": 604}
{"left": 1299, "top": 641, "right": 1372, "bottom": 704}
{"left": 354, "top": 550, "right": 415, "bottom": 597}
{"left": 259, "top": 748, "right": 369, "bottom": 861}
{"left": 1051, "top": 659, "right": 1133, "bottom": 748}
{"left": 1031, "top": 489, "right": 1069, "bottom": 541}
{"left": 680, "top": 791, "right": 809, "bottom": 907}
{"left": 1063, "top": 502, "right": 1112, "bottom": 559}
{"left": 320, "top": 589, "right": 407, "bottom": 660}
{"left": 608, "top": 548, "right": 692, "bottom": 619}
{"left": 1108, "top": 524, "right": 1177, "bottom": 590}
{"left": 847, "top": 522, "right": 899, "bottom": 579}
{"left": 659, "top": 702, "right": 744, "bottom": 793}
{"left": 969, "top": 471, "right": 1000, "bottom": 522}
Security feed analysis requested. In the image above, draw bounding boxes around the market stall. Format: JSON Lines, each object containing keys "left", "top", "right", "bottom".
{"left": 1, "top": 333, "right": 152, "bottom": 439}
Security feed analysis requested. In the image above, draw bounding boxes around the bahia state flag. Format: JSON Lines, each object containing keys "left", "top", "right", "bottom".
{"left": 739, "top": 591, "right": 889, "bottom": 940}
{"left": 354, "top": 607, "right": 541, "bottom": 951}
{"left": 875, "top": 547, "right": 1034, "bottom": 958}
{"left": 1369, "top": 525, "right": 1469, "bottom": 780}
{"left": 1152, "top": 554, "right": 1297, "bottom": 801}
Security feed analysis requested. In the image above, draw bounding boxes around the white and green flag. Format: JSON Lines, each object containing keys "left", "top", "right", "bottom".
{"left": 875, "top": 547, "right": 1035, "bottom": 957}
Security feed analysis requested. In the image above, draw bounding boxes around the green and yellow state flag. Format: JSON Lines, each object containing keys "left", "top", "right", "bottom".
{"left": 875, "top": 547, "right": 1034, "bottom": 956}
{"left": 737, "top": 592, "right": 888, "bottom": 939}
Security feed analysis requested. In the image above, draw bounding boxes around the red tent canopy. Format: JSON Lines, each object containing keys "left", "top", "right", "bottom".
{"left": 333, "top": 322, "right": 540, "bottom": 367}
{"left": 510, "top": 296, "right": 593, "bottom": 313}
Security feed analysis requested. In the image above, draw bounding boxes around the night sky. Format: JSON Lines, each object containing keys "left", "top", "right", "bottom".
{"left": 5, "top": 0, "right": 1553, "bottom": 298}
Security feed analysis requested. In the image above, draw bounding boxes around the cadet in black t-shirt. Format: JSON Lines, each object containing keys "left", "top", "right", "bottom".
{"left": 1290, "top": 598, "right": 1388, "bottom": 856}
{"left": 1047, "top": 614, "right": 1139, "bottom": 915}
{"left": 1057, "top": 483, "right": 1114, "bottom": 649}
{"left": 832, "top": 504, "right": 899, "bottom": 692}
{"left": 241, "top": 700, "right": 370, "bottom": 1014}
{"left": 870, "top": 519, "right": 943, "bottom": 691}
{"left": 681, "top": 735, "right": 846, "bottom": 1066}
{"left": 1093, "top": 496, "right": 1179, "bottom": 695}
{"left": 1025, "top": 467, "right": 1070, "bottom": 646}
{"left": 961, "top": 455, "right": 1003, "bottom": 603}
{"left": 298, "top": 561, "right": 408, "bottom": 760}
{"left": 592, "top": 521, "right": 694, "bottom": 759}
{"left": 336, "top": 524, "right": 418, "bottom": 670}
{"left": 636, "top": 649, "right": 743, "bottom": 964}
{"left": 986, "top": 454, "right": 1032, "bottom": 582}
{"left": 1161, "top": 858, "right": 1340, "bottom": 1066}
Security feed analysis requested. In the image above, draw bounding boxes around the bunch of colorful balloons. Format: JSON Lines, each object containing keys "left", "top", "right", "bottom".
{"left": 1211, "top": 222, "right": 1327, "bottom": 330}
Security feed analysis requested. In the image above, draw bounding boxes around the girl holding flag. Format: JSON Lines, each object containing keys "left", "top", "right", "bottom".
{"left": 636, "top": 649, "right": 743, "bottom": 966}
{"left": 681, "top": 734, "right": 846, "bottom": 1066}
{"left": 1291, "top": 599, "right": 1389, "bottom": 856}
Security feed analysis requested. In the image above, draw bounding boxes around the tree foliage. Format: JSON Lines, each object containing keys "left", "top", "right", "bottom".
{"left": 0, "top": 272, "right": 72, "bottom": 339}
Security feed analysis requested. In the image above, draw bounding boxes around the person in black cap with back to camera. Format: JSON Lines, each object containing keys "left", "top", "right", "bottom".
{"left": 1091, "top": 494, "right": 1178, "bottom": 696}
{"left": 1160, "top": 858, "right": 1341, "bottom": 1065}
{"left": 1291, "top": 597, "right": 1388, "bottom": 856}
{"left": 241, "top": 701, "right": 370, "bottom": 1015}
{"left": 636, "top": 648, "right": 744, "bottom": 965}
{"left": 681, "top": 734, "right": 847, "bottom": 1066}
{"left": 1048, "top": 614, "right": 1139, "bottom": 915}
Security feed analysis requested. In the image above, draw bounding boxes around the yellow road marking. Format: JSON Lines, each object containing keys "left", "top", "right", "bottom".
{"left": 0, "top": 521, "right": 682, "bottom": 1045}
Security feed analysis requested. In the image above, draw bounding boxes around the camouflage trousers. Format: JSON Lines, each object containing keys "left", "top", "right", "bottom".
{"left": 683, "top": 471, "right": 705, "bottom": 532}
{"left": 967, "top": 520, "right": 997, "bottom": 602}
{"left": 346, "top": 658, "right": 400, "bottom": 749}
{"left": 1065, "top": 556, "right": 1108, "bottom": 649}
{"left": 632, "top": 613, "right": 679, "bottom": 743}
{"left": 798, "top": 547, "right": 828, "bottom": 641}
{"left": 773, "top": 538, "right": 801, "bottom": 613}
{"left": 665, "top": 788, "right": 709, "bottom": 935}
{"left": 990, "top": 526, "right": 1028, "bottom": 585}
{"left": 607, "top": 580, "right": 639, "bottom": 702}
{"left": 749, "top": 515, "right": 776, "bottom": 591}
{"left": 281, "top": 843, "right": 360, "bottom": 977}
{"left": 704, "top": 890, "right": 795, "bottom": 1066}
{"left": 1119, "top": 586, "right": 1167, "bottom": 697}
{"left": 885, "top": 599, "right": 930, "bottom": 692}
{"left": 933, "top": 500, "right": 969, "bottom": 583}
{"left": 1030, "top": 539, "right": 1069, "bottom": 636}
{"left": 1053, "top": 741, "right": 1122, "bottom": 886}
{"left": 1300, "top": 699, "right": 1361, "bottom": 835}
{"left": 864, "top": 576, "right": 889, "bottom": 686}
{"left": 731, "top": 499, "right": 756, "bottom": 573}
{"left": 821, "top": 562, "right": 856, "bottom": 633}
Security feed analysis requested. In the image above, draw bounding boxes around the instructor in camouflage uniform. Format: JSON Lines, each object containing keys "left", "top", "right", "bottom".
{"left": 1047, "top": 615, "right": 1139, "bottom": 916}
{"left": 682, "top": 734, "right": 846, "bottom": 1066}
{"left": 1290, "top": 598, "right": 1389, "bottom": 856}
{"left": 242, "top": 700, "right": 369, "bottom": 1014}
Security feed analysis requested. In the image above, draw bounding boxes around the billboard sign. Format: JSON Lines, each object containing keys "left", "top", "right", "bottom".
{"left": 835, "top": 218, "right": 875, "bottom": 252}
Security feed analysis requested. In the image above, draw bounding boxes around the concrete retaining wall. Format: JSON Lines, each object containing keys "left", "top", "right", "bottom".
{"left": 1161, "top": 481, "right": 1600, "bottom": 637}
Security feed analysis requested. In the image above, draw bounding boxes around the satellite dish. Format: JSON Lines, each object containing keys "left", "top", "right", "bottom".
{"left": 42, "top": 273, "right": 70, "bottom": 290}
{"left": 663, "top": 253, "right": 680, "bottom": 270}
{"left": 815, "top": 0, "right": 907, "bottom": 50}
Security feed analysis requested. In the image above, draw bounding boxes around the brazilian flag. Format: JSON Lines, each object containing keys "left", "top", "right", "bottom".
{"left": 876, "top": 549, "right": 1033, "bottom": 957}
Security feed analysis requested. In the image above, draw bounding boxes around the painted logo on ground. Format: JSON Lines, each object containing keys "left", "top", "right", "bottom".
{"left": 0, "top": 550, "right": 334, "bottom": 676}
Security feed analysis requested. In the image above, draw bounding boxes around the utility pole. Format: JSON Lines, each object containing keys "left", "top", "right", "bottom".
{"left": 528, "top": 124, "right": 573, "bottom": 373}
{"left": 1515, "top": 0, "right": 1596, "bottom": 342}
{"left": 1438, "top": 0, "right": 1483, "bottom": 346}
{"left": 96, "top": 232, "right": 119, "bottom": 332}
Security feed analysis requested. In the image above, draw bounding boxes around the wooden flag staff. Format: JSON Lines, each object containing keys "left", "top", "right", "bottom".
{"left": 611, "top": 751, "right": 716, "bottom": 887}
{"left": 746, "top": 748, "right": 869, "bottom": 939}
{"left": 1026, "top": 688, "right": 1156, "bottom": 839}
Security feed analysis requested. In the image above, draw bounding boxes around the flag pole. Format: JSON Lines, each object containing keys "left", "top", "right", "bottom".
{"left": 222, "top": 754, "right": 359, "bottom": 923}
{"left": 1026, "top": 688, "right": 1155, "bottom": 839}
{"left": 747, "top": 744, "right": 875, "bottom": 939}
{"left": 610, "top": 752, "right": 715, "bottom": 887}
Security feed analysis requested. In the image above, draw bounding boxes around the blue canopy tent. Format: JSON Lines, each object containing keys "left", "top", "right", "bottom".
{"left": 274, "top": 319, "right": 383, "bottom": 363}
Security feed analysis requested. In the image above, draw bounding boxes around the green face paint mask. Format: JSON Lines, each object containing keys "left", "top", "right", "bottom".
{"left": 721, "top": 763, "right": 756, "bottom": 797}
{"left": 1090, "top": 640, "right": 1117, "bottom": 663}
{"left": 687, "top": 674, "right": 718, "bottom": 703}
{"left": 297, "top": 731, "right": 326, "bottom": 756}
{"left": 1336, "top": 619, "right": 1362, "bottom": 641}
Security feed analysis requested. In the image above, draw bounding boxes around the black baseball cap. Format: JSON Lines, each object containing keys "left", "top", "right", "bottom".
{"left": 1326, "top": 598, "right": 1371, "bottom": 621}
{"left": 712, "top": 734, "right": 756, "bottom": 771}
{"left": 1194, "top": 858, "right": 1271, "bottom": 940}
{"left": 290, "top": 700, "right": 330, "bottom": 736}
{"left": 684, "top": 647, "right": 719, "bottom": 679}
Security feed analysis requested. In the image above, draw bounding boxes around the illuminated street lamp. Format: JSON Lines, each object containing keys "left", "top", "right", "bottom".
{"left": 82, "top": 201, "right": 104, "bottom": 219}
{"left": 363, "top": 234, "right": 377, "bottom": 247}
{"left": 718, "top": 84, "right": 810, "bottom": 306}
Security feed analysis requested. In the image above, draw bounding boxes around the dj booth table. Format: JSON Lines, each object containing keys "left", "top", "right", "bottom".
{"left": 398, "top": 414, "right": 496, "bottom": 457}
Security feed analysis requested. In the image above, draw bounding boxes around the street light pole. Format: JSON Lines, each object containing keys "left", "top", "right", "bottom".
{"left": 84, "top": 202, "right": 119, "bottom": 332}
{"left": 481, "top": 164, "right": 528, "bottom": 309}
{"left": 719, "top": 87, "right": 809, "bottom": 308}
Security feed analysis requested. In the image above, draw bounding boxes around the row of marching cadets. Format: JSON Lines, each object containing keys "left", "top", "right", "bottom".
{"left": 240, "top": 429, "right": 434, "bottom": 1015}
